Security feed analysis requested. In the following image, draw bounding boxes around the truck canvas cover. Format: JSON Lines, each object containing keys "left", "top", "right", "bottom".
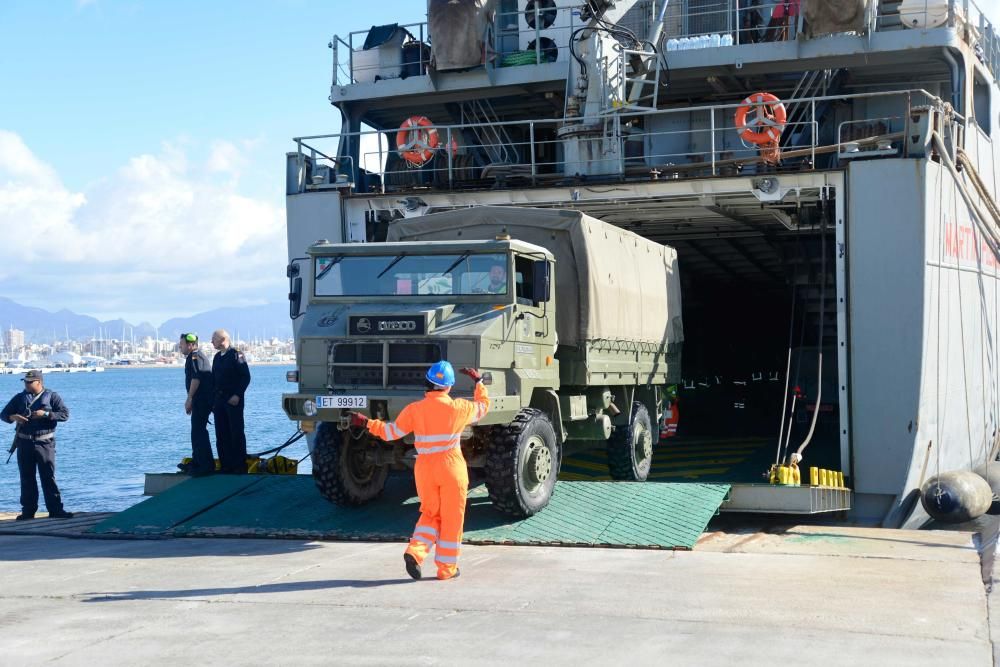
{"left": 387, "top": 206, "right": 683, "bottom": 349}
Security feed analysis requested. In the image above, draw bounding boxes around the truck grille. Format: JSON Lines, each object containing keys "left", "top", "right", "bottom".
{"left": 330, "top": 342, "right": 443, "bottom": 388}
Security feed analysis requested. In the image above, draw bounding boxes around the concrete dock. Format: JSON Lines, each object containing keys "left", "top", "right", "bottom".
{"left": 0, "top": 515, "right": 994, "bottom": 665}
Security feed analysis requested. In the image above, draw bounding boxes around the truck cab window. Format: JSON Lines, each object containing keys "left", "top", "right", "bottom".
{"left": 514, "top": 255, "right": 535, "bottom": 305}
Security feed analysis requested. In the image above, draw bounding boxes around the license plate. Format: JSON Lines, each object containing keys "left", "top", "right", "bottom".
{"left": 316, "top": 395, "right": 368, "bottom": 409}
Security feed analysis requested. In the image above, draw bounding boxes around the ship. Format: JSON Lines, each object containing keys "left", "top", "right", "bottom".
{"left": 281, "top": 0, "right": 1000, "bottom": 528}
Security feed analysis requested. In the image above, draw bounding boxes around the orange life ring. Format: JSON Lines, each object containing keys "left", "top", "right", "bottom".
{"left": 396, "top": 116, "right": 457, "bottom": 167}
{"left": 735, "top": 92, "right": 787, "bottom": 145}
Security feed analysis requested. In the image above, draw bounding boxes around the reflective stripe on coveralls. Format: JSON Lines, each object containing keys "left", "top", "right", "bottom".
{"left": 367, "top": 381, "right": 490, "bottom": 579}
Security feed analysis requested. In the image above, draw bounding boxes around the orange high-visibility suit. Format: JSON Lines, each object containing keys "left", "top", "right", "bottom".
{"left": 367, "top": 382, "right": 489, "bottom": 579}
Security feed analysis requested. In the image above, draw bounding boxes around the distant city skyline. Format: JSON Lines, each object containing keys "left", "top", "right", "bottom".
{"left": 0, "top": 296, "right": 293, "bottom": 346}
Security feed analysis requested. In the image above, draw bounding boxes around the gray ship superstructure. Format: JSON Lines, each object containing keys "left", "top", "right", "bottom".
{"left": 283, "top": 0, "right": 1000, "bottom": 526}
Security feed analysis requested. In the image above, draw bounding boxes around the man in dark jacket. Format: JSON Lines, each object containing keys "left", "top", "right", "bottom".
{"left": 180, "top": 333, "right": 215, "bottom": 476}
{"left": 0, "top": 370, "right": 73, "bottom": 520}
{"left": 211, "top": 329, "right": 251, "bottom": 474}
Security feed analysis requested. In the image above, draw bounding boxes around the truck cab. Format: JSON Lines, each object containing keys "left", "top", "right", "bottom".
{"left": 283, "top": 236, "right": 563, "bottom": 515}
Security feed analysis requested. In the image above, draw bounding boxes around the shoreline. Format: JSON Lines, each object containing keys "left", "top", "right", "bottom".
{"left": 103, "top": 361, "right": 294, "bottom": 370}
{"left": 0, "top": 361, "right": 294, "bottom": 374}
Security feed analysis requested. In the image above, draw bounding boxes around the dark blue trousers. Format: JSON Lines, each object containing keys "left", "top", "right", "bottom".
{"left": 213, "top": 398, "right": 247, "bottom": 474}
{"left": 17, "top": 439, "right": 65, "bottom": 516}
{"left": 190, "top": 402, "right": 215, "bottom": 474}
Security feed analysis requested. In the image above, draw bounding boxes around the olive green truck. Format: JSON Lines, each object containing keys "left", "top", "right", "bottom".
{"left": 282, "top": 206, "right": 683, "bottom": 517}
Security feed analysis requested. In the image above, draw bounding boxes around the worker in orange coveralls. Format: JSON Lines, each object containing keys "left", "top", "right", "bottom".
{"left": 349, "top": 360, "right": 489, "bottom": 581}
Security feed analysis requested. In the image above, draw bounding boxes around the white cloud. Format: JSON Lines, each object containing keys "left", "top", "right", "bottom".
{"left": 0, "top": 131, "right": 287, "bottom": 324}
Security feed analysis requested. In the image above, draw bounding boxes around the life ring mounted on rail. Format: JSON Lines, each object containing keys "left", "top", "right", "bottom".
{"left": 396, "top": 116, "right": 457, "bottom": 167}
{"left": 734, "top": 92, "right": 787, "bottom": 145}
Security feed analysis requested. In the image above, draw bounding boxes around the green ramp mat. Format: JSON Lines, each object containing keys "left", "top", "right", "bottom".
{"left": 94, "top": 475, "right": 729, "bottom": 550}
{"left": 90, "top": 475, "right": 263, "bottom": 536}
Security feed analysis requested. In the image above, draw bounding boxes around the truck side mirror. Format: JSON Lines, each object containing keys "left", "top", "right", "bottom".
{"left": 289, "top": 277, "right": 303, "bottom": 320}
{"left": 288, "top": 262, "right": 303, "bottom": 320}
{"left": 531, "top": 260, "right": 551, "bottom": 306}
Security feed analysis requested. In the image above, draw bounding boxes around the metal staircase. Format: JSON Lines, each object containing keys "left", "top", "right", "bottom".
{"left": 782, "top": 69, "right": 842, "bottom": 149}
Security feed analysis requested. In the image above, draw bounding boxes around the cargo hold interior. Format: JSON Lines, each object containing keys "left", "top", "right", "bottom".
{"left": 587, "top": 188, "right": 845, "bottom": 484}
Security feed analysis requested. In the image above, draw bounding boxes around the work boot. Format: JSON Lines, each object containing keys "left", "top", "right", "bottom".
{"left": 404, "top": 553, "right": 422, "bottom": 580}
{"left": 437, "top": 568, "right": 461, "bottom": 581}
{"left": 48, "top": 511, "right": 74, "bottom": 519}
{"left": 15, "top": 513, "right": 34, "bottom": 521}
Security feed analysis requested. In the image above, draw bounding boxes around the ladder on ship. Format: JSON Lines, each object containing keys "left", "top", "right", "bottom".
{"left": 781, "top": 69, "right": 842, "bottom": 149}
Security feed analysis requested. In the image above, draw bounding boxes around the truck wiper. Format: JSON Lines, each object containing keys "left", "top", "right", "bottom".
{"left": 440, "top": 251, "right": 471, "bottom": 277}
{"left": 316, "top": 255, "right": 344, "bottom": 280}
{"left": 376, "top": 253, "right": 406, "bottom": 279}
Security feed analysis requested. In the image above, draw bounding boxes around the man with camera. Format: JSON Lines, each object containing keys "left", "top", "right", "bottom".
{"left": 1, "top": 370, "right": 73, "bottom": 520}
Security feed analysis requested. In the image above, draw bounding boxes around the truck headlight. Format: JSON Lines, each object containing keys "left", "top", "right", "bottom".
{"left": 303, "top": 399, "right": 318, "bottom": 417}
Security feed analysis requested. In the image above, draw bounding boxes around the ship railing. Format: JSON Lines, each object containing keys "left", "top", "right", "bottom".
{"left": 884, "top": 2, "right": 998, "bottom": 78}
{"left": 329, "top": 5, "right": 578, "bottom": 88}
{"left": 292, "top": 88, "right": 947, "bottom": 193}
{"left": 329, "top": 2, "right": 997, "bottom": 87}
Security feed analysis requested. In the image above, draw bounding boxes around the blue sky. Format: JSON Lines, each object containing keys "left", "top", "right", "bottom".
{"left": 0, "top": 0, "right": 425, "bottom": 325}
{"left": 2, "top": 0, "right": 999, "bottom": 326}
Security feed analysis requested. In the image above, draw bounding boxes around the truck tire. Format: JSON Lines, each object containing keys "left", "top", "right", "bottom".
{"left": 485, "top": 408, "right": 559, "bottom": 518}
{"left": 312, "top": 422, "right": 388, "bottom": 507}
{"left": 607, "top": 402, "right": 653, "bottom": 481}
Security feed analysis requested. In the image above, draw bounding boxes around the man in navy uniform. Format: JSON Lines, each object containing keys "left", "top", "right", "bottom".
{"left": 1, "top": 370, "right": 73, "bottom": 520}
{"left": 180, "top": 333, "right": 215, "bottom": 476}
{"left": 211, "top": 329, "right": 251, "bottom": 473}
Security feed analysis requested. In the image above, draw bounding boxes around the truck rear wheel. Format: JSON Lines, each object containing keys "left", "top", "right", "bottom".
{"left": 312, "top": 422, "right": 388, "bottom": 506}
{"left": 607, "top": 402, "right": 653, "bottom": 481}
{"left": 485, "top": 408, "right": 559, "bottom": 518}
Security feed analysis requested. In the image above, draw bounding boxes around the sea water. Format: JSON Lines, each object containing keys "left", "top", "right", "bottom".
{"left": 0, "top": 365, "right": 308, "bottom": 512}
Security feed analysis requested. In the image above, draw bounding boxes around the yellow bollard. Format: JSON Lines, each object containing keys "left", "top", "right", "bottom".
{"left": 810, "top": 467, "right": 819, "bottom": 486}
{"left": 778, "top": 465, "right": 789, "bottom": 485}
{"left": 769, "top": 465, "right": 779, "bottom": 485}
{"left": 838, "top": 471, "right": 845, "bottom": 488}
{"left": 791, "top": 465, "right": 801, "bottom": 486}
{"left": 820, "top": 469, "right": 829, "bottom": 487}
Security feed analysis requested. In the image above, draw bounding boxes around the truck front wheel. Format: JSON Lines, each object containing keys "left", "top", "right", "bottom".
{"left": 312, "top": 422, "right": 388, "bottom": 506}
{"left": 485, "top": 408, "right": 560, "bottom": 518}
{"left": 607, "top": 402, "right": 653, "bottom": 481}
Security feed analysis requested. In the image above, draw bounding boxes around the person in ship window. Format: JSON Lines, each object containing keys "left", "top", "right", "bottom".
{"left": 766, "top": 0, "right": 800, "bottom": 42}
{"left": 740, "top": 0, "right": 764, "bottom": 44}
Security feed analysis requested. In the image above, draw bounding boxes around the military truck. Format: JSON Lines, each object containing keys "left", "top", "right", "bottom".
{"left": 282, "top": 206, "right": 683, "bottom": 517}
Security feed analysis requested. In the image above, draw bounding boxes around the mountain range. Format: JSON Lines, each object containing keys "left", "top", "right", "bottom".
{"left": 0, "top": 297, "right": 293, "bottom": 344}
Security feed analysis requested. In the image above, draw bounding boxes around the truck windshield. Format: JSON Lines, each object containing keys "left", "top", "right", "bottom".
{"left": 314, "top": 253, "right": 510, "bottom": 297}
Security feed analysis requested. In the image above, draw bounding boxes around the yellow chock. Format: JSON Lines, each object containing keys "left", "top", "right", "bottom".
{"left": 809, "top": 466, "right": 819, "bottom": 486}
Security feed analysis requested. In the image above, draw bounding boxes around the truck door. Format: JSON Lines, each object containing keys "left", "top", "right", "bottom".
{"left": 513, "top": 254, "right": 554, "bottom": 371}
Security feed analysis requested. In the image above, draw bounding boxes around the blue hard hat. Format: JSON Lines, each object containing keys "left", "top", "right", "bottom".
{"left": 426, "top": 360, "right": 456, "bottom": 387}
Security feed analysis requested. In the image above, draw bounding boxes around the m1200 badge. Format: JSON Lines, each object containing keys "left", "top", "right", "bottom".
{"left": 349, "top": 316, "right": 425, "bottom": 335}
